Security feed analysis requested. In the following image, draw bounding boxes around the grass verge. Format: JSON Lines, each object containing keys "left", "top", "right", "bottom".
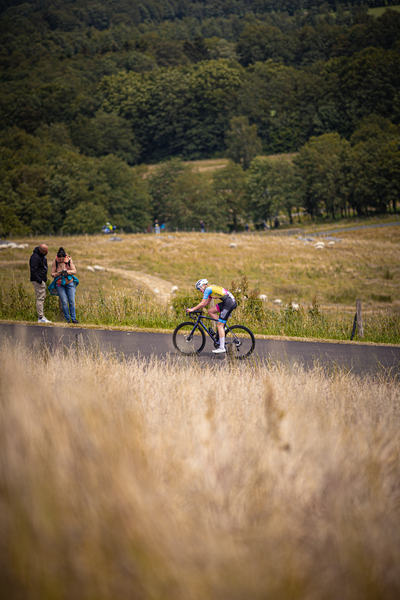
{"left": 1, "top": 281, "right": 399, "bottom": 344}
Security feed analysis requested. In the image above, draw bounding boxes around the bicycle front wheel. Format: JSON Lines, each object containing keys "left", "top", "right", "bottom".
{"left": 173, "top": 322, "right": 206, "bottom": 355}
{"left": 225, "top": 325, "right": 255, "bottom": 359}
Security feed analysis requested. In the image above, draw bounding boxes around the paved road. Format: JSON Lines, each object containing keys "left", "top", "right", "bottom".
{"left": 1, "top": 323, "right": 399, "bottom": 375}
{"left": 307, "top": 220, "right": 400, "bottom": 238}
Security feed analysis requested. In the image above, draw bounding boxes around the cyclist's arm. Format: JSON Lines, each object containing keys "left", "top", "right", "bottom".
{"left": 187, "top": 298, "right": 211, "bottom": 312}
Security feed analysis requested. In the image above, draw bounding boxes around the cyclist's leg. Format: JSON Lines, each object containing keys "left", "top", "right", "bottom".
{"left": 219, "top": 299, "right": 237, "bottom": 324}
{"left": 207, "top": 303, "right": 225, "bottom": 348}
{"left": 218, "top": 300, "right": 237, "bottom": 345}
{"left": 208, "top": 303, "right": 221, "bottom": 323}
{"left": 215, "top": 299, "right": 236, "bottom": 349}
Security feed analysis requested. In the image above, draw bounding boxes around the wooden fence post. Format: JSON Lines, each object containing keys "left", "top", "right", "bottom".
{"left": 351, "top": 300, "right": 364, "bottom": 340}
{"left": 356, "top": 299, "right": 364, "bottom": 338}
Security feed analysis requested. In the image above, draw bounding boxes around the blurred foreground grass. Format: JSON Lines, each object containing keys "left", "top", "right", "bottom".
{"left": 1, "top": 280, "right": 399, "bottom": 344}
{"left": 1, "top": 343, "right": 400, "bottom": 599}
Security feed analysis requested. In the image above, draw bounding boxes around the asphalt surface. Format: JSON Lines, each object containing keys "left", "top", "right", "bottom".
{"left": 1, "top": 323, "right": 399, "bottom": 375}
{"left": 307, "top": 220, "right": 400, "bottom": 237}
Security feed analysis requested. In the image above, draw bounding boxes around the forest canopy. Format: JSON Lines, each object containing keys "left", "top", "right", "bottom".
{"left": 0, "top": 0, "right": 400, "bottom": 234}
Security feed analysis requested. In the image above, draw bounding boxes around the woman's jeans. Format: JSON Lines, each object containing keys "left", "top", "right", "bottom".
{"left": 58, "top": 281, "right": 76, "bottom": 322}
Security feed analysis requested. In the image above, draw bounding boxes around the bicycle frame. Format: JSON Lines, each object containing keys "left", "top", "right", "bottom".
{"left": 187, "top": 311, "right": 218, "bottom": 342}
{"left": 187, "top": 311, "right": 237, "bottom": 346}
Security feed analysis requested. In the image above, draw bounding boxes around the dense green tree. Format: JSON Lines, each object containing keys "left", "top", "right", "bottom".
{"left": 147, "top": 158, "right": 187, "bottom": 224}
{"left": 0, "top": 182, "right": 24, "bottom": 236}
{"left": 294, "top": 133, "right": 352, "bottom": 219}
{"left": 63, "top": 201, "right": 108, "bottom": 234}
{"left": 225, "top": 116, "right": 262, "bottom": 170}
{"left": 246, "top": 156, "right": 301, "bottom": 225}
{"left": 246, "top": 156, "right": 276, "bottom": 225}
{"left": 99, "top": 155, "right": 151, "bottom": 231}
{"left": 100, "top": 60, "right": 243, "bottom": 161}
{"left": 350, "top": 127, "right": 400, "bottom": 215}
{"left": 237, "top": 61, "right": 321, "bottom": 154}
{"left": 0, "top": 127, "right": 151, "bottom": 234}
{"left": 236, "top": 24, "right": 295, "bottom": 67}
{"left": 320, "top": 48, "right": 400, "bottom": 138}
{"left": 148, "top": 157, "right": 224, "bottom": 230}
{"left": 212, "top": 160, "right": 247, "bottom": 231}
{"left": 350, "top": 114, "right": 400, "bottom": 146}
{"left": 70, "top": 110, "right": 140, "bottom": 164}
{"left": 183, "top": 35, "right": 210, "bottom": 62}
{"left": 267, "top": 159, "right": 300, "bottom": 224}
{"left": 169, "top": 168, "right": 221, "bottom": 230}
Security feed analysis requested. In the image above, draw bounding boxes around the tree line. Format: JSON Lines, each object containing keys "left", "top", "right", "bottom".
{"left": 1, "top": 114, "right": 398, "bottom": 237}
{"left": 1, "top": 1, "right": 400, "bottom": 235}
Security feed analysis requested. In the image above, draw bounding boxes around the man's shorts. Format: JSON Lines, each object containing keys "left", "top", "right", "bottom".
{"left": 216, "top": 297, "right": 237, "bottom": 323}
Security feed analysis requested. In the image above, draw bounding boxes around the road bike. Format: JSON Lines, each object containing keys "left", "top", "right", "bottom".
{"left": 172, "top": 310, "right": 255, "bottom": 359}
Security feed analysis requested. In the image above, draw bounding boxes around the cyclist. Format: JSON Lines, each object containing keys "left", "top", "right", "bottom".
{"left": 186, "top": 279, "right": 237, "bottom": 354}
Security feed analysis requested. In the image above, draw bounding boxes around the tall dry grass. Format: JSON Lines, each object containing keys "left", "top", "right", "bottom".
{"left": 1, "top": 343, "right": 400, "bottom": 599}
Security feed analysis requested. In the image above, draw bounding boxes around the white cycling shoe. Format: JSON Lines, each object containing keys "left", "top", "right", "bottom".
{"left": 212, "top": 347, "right": 226, "bottom": 354}
{"left": 38, "top": 316, "right": 52, "bottom": 323}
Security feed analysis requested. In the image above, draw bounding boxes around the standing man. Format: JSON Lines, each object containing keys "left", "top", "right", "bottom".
{"left": 30, "top": 243, "right": 52, "bottom": 323}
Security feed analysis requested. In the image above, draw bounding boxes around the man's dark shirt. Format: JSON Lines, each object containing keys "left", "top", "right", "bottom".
{"left": 29, "top": 247, "right": 48, "bottom": 284}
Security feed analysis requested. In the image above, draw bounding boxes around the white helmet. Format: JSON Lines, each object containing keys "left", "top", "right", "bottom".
{"left": 195, "top": 278, "right": 208, "bottom": 291}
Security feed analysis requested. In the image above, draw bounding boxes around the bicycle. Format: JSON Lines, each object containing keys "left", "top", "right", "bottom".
{"left": 172, "top": 310, "right": 255, "bottom": 359}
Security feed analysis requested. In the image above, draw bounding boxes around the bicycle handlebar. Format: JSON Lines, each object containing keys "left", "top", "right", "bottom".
{"left": 187, "top": 309, "right": 203, "bottom": 318}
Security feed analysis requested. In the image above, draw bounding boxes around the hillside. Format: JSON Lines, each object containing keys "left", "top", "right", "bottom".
{"left": 0, "top": 1, "right": 400, "bottom": 235}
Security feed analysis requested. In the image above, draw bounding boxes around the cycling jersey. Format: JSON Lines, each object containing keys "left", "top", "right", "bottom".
{"left": 203, "top": 285, "right": 235, "bottom": 302}
{"left": 203, "top": 285, "right": 236, "bottom": 323}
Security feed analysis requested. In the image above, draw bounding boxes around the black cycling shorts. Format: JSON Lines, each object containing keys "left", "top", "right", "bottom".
{"left": 216, "top": 297, "right": 237, "bottom": 323}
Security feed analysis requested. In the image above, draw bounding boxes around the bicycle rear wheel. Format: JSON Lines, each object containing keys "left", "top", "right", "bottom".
{"left": 225, "top": 325, "right": 255, "bottom": 359}
{"left": 173, "top": 322, "right": 206, "bottom": 355}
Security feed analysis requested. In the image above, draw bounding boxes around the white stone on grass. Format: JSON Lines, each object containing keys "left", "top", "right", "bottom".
{"left": 273, "top": 299, "right": 282, "bottom": 306}
{"left": 258, "top": 294, "right": 268, "bottom": 301}
{"left": 229, "top": 243, "right": 237, "bottom": 248}
{"left": 171, "top": 285, "right": 179, "bottom": 294}
{"left": 87, "top": 266, "right": 95, "bottom": 272}
{"left": 93, "top": 265, "right": 105, "bottom": 271}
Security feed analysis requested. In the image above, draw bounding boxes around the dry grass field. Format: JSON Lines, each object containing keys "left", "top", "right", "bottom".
{"left": 1, "top": 342, "right": 400, "bottom": 599}
{"left": 369, "top": 5, "right": 400, "bottom": 16}
{"left": 1, "top": 223, "right": 399, "bottom": 311}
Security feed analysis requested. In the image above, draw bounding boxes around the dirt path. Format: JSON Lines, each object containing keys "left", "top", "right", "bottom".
{"left": 106, "top": 267, "right": 173, "bottom": 303}
{"left": 1, "top": 256, "right": 174, "bottom": 304}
